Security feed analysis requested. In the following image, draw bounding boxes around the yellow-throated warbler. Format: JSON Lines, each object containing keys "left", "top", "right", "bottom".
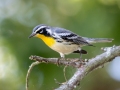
{"left": 29, "top": 24, "right": 113, "bottom": 58}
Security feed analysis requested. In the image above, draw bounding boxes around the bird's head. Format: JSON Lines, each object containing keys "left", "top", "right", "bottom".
{"left": 29, "top": 24, "right": 52, "bottom": 38}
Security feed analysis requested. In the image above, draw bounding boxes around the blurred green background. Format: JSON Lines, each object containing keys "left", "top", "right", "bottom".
{"left": 0, "top": 0, "right": 120, "bottom": 90}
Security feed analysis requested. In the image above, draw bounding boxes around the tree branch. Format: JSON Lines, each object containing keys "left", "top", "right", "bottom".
{"left": 29, "top": 56, "right": 86, "bottom": 68}
{"left": 26, "top": 45, "right": 120, "bottom": 90}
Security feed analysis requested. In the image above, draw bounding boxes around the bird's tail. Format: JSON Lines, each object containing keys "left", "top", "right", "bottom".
{"left": 83, "top": 37, "right": 113, "bottom": 44}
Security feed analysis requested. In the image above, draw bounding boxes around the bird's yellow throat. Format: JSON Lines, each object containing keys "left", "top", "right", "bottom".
{"left": 35, "top": 34, "right": 55, "bottom": 47}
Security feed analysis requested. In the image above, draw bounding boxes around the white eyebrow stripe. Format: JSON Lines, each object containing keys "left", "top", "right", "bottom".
{"left": 34, "top": 29, "right": 39, "bottom": 33}
{"left": 34, "top": 26, "right": 47, "bottom": 33}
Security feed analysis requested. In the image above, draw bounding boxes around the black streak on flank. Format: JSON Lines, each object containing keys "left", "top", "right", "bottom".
{"left": 57, "top": 40, "right": 63, "bottom": 43}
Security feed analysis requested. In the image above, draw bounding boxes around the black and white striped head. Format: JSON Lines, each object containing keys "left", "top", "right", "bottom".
{"left": 29, "top": 24, "right": 52, "bottom": 38}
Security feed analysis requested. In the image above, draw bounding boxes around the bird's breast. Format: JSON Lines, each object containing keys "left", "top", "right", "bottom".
{"left": 51, "top": 41, "right": 79, "bottom": 54}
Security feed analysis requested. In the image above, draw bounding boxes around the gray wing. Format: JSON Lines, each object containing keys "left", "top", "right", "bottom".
{"left": 52, "top": 27, "right": 92, "bottom": 46}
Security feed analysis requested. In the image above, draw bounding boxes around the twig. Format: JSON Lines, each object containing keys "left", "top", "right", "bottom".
{"left": 63, "top": 65, "right": 68, "bottom": 82}
{"left": 26, "top": 45, "right": 120, "bottom": 90}
{"left": 26, "top": 61, "right": 40, "bottom": 90}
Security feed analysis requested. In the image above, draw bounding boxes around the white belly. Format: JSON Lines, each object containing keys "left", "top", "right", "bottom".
{"left": 50, "top": 41, "right": 80, "bottom": 55}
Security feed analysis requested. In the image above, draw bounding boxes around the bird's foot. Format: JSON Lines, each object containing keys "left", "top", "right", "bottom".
{"left": 57, "top": 57, "right": 65, "bottom": 66}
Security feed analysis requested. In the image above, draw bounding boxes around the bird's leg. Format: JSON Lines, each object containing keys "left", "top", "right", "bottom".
{"left": 59, "top": 53, "right": 65, "bottom": 59}
{"left": 57, "top": 53, "right": 65, "bottom": 66}
{"left": 79, "top": 49, "right": 87, "bottom": 61}
{"left": 74, "top": 49, "right": 86, "bottom": 60}
{"left": 79, "top": 50, "right": 89, "bottom": 66}
{"left": 72, "top": 49, "right": 87, "bottom": 62}
{"left": 79, "top": 51, "right": 82, "bottom": 61}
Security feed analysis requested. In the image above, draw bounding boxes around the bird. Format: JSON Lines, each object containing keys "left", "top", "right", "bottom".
{"left": 29, "top": 24, "right": 113, "bottom": 58}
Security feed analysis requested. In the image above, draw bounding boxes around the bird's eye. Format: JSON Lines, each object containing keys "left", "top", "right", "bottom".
{"left": 36, "top": 28, "right": 46, "bottom": 33}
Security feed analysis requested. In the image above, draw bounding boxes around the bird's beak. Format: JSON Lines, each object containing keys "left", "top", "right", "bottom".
{"left": 28, "top": 32, "right": 36, "bottom": 38}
